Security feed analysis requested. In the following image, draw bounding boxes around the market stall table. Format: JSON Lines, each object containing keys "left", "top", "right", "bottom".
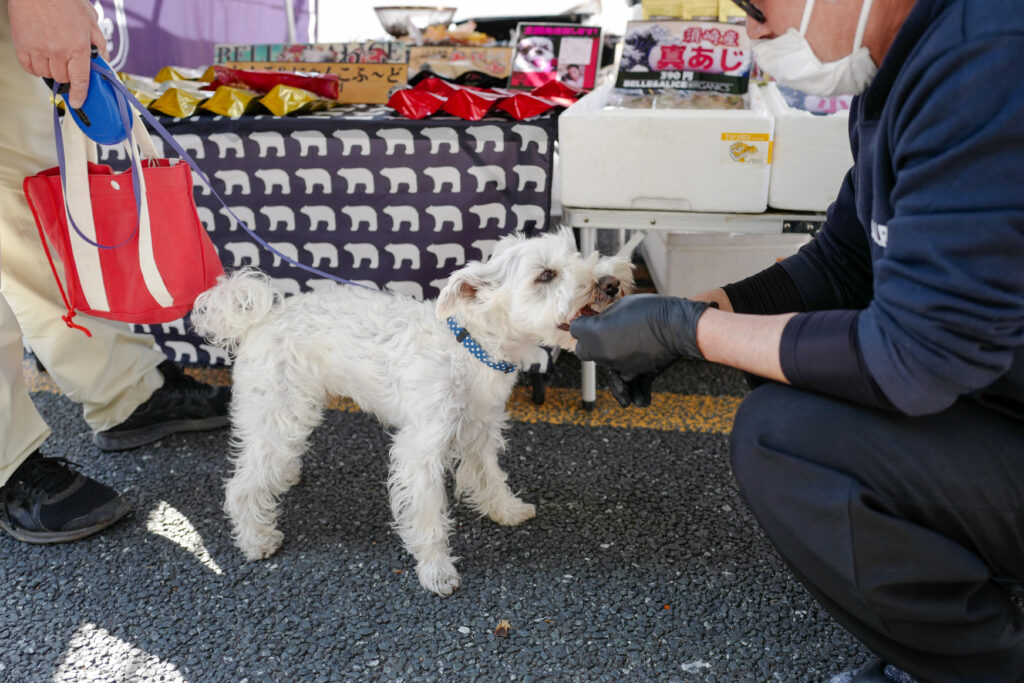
{"left": 98, "top": 103, "right": 558, "bottom": 365}
{"left": 557, "top": 82, "right": 838, "bottom": 408}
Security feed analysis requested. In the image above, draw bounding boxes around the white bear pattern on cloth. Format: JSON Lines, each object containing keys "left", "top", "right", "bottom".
{"left": 125, "top": 117, "right": 556, "bottom": 365}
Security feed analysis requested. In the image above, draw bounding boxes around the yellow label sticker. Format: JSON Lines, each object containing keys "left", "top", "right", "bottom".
{"left": 721, "top": 132, "right": 771, "bottom": 165}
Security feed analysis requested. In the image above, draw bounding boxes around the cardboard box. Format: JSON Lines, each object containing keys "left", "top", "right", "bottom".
{"left": 559, "top": 82, "right": 774, "bottom": 213}
{"left": 407, "top": 45, "right": 513, "bottom": 79}
{"left": 214, "top": 41, "right": 408, "bottom": 65}
{"left": 642, "top": 0, "right": 747, "bottom": 21}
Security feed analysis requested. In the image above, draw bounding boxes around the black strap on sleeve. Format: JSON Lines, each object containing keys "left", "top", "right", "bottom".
{"left": 779, "top": 310, "right": 895, "bottom": 411}
{"left": 722, "top": 262, "right": 807, "bottom": 315}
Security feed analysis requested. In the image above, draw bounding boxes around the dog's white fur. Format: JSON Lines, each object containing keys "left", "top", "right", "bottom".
{"left": 514, "top": 36, "right": 556, "bottom": 73}
{"left": 192, "top": 228, "right": 641, "bottom": 595}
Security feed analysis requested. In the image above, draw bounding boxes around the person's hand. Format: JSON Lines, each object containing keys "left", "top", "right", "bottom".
{"left": 8, "top": 0, "right": 108, "bottom": 108}
{"left": 570, "top": 294, "right": 712, "bottom": 407}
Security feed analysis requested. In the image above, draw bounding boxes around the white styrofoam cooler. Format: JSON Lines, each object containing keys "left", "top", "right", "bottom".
{"left": 763, "top": 82, "right": 853, "bottom": 212}
{"left": 559, "top": 83, "right": 775, "bottom": 213}
{"left": 641, "top": 229, "right": 811, "bottom": 298}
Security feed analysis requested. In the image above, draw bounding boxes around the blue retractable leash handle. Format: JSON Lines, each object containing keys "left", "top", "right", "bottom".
{"left": 45, "top": 46, "right": 128, "bottom": 146}
{"left": 46, "top": 50, "right": 379, "bottom": 291}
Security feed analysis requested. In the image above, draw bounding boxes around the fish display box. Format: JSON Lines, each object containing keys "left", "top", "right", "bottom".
{"left": 559, "top": 82, "right": 774, "bottom": 213}
{"left": 763, "top": 82, "right": 853, "bottom": 212}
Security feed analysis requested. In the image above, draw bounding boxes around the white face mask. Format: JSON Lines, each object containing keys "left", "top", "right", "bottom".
{"left": 752, "top": 0, "right": 878, "bottom": 97}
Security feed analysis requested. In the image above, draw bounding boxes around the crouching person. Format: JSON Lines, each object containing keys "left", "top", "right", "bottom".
{"left": 571, "top": 0, "right": 1024, "bottom": 680}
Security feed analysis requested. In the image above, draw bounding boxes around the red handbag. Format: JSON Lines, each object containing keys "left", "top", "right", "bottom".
{"left": 23, "top": 96, "right": 224, "bottom": 334}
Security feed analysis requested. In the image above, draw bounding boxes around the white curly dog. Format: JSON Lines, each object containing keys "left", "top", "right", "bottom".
{"left": 192, "top": 229, "right": 641, "bottom": 595}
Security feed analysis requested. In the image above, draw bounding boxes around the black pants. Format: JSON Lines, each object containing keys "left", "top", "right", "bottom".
{"left": 730, "top": 384, "right": 1024, "bottom": 683}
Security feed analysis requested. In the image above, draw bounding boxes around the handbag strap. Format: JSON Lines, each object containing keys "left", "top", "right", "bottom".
{"left": 55, "top": 76, "right": 175, "bottom": 310}
{"left": 94, "top": 62, "right": 384, "bottom": 293}
{"left": 31, "top": 196, "right": 94, "bottom": 337}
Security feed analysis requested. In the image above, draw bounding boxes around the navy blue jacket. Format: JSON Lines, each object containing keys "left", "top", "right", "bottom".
{"left": 771, "top": 0, "right": 1024, "bottom": 418}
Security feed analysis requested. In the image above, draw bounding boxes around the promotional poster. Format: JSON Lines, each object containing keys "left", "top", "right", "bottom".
{"left": 617, "top": 20, "right": 752, "bottom": 94}
{"left": 509, "top": 23, "right": 602, "bottom": 91}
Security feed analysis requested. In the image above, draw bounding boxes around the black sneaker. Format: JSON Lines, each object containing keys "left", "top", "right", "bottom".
{"left": 93, "top": 361, "right": 231, "bottom": 451}
{"left": 828, "top": 658, "right": 918, "bottom": 683}
{"left": 0, "top": 451, "right": 130, "bottom": 543}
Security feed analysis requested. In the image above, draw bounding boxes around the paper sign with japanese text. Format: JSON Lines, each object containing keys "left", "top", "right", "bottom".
{"left": 617, "top": 21, "right": 751, "bottom": 94}
{"left": 509, "top": 23, "right": 602, "bottom": 91}
{"left": 218, "top": 62, "right": 407, "bottom": 104}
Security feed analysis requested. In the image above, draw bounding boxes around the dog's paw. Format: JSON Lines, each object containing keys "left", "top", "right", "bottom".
{"left": 238, "top": 529, "right": 284, "bottom": 561}
{"left": 417, "top": 559, "right": 461, "bottom": 596}
{"left": 489, "top": 498, "right": 536, "bottom": 526}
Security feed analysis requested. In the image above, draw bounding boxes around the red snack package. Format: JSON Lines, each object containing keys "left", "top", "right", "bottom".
{"left": 440, "top": 88, "right": 505, "bottom": 121}
{"left": 529, "top": 80, "right": 581, "bottom": 108}
{"left": 387, "top": 88, "right": 447, "bottom": 120}
{"left": 493, "top": 93, "right": 558, "bottom": 120}
{"left": 206, "top": 65, "right": 340, "bottom": 100}
{"left": 413, "top": 77, "right": 461, "bottom": 98}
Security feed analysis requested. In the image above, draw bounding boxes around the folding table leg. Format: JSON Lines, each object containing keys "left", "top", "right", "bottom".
{"left": 578, "top": 225, "right": 597, "bottom": 410}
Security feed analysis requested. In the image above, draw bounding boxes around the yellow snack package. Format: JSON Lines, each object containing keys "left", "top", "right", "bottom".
{"left": 199, "top": 65, "right": 217, "bottom": 83}
{"left": 148, "top": 87, "right": 204, "bottom": 117}
{"left": 199, "top": 86, "right": 260, "bottom": 118}
{"left": 154, "top": 65, "right": 207, "bottom": 83}
{"left": 258, "top": 84, "right": 335, "bottom": 116}
{"left": 129, "top": 89, "right": 157, "bottom": 108}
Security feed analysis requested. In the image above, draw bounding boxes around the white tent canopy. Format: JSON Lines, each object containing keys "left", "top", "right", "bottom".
{"left": 312, "top": 1, "right": 629, "bottom": 43}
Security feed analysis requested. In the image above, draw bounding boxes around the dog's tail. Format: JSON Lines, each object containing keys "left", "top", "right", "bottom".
{"left": 191, "top": 267, "right": 280, "bottom": 354}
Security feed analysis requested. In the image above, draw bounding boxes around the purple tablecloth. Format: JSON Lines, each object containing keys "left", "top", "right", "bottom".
{"left": 97, "top": 104, "right": 558, "bottom": 365}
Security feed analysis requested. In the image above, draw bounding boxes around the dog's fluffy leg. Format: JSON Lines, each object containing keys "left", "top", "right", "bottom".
{"left": 225, "top": 368, "right": 324, "bottom": 561}
{"left": 388, "top": 424, "right": 460, "bottom": 596}
{"left": 454, "top": 420, "right": 536, "bottom": 526}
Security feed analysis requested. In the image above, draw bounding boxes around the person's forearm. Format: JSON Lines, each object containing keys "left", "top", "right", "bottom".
{"left": 695, "top": 308, "right": 796, "bottom": 383}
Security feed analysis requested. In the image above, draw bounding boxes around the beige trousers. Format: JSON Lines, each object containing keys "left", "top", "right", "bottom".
{"left": 0, "top": 0, "right": 165, "bottom": 485}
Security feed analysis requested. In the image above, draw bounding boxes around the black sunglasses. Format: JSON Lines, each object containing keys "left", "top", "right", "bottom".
{"left": 731, "top": 0, "right": 766, "bottom": 23}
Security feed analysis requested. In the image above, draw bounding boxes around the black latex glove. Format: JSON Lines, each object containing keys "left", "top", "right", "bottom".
{"left": 570, "top": 294, "right": 712, "bottom": 407}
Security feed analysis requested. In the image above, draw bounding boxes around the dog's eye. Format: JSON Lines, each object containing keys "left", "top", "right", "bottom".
{"left": 536, "top": 269, "right": 557, "bottom": 283}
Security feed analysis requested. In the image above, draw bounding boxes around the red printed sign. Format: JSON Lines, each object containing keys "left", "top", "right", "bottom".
{"left": 617, "top": 20, "right": 752, "bottom": 94}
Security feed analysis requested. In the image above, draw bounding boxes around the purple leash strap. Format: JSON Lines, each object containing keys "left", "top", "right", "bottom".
{"left": 66, "top": 60, "right": 383, "bottom": 293}
{"left": 52, "top": 74, "right": 143, "bottom": 250}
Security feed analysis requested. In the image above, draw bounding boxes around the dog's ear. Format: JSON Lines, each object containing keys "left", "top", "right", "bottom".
{"left": 436, "top": 265, "right": 487, "bottom": 319}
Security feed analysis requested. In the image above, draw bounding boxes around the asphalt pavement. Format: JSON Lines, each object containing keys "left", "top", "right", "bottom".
{"left": 1, "top": 351, "right": 874, "bottom": 682}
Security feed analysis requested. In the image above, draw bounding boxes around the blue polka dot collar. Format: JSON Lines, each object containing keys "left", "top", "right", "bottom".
{"left": 446, "top": 317, "right": 517, "bottom": 374}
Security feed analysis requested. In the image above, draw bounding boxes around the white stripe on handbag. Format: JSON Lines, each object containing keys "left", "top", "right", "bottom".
{"left": 58, "top": 105, "right": 173, "bottom": 312}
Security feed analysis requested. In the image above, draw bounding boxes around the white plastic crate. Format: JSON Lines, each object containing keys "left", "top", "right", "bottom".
{"left": 559, "top": 83, "right": 775, "bottom": 213}
{"left": 641, "top": 229, "right": 811, "bottom": 297}
{"left": 763, "top": 82, "right": 853, "bottom": 212}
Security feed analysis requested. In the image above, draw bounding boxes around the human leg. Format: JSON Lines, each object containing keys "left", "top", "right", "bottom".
{"left": 730, "top": 383, "right": 1024, "bottom": 682}
{"left": 0, "top": 3, "right": 229, "bottom": 445}
{"left": 0, "top": 294, "right": 129, "bottom": 542}
{"left": 0, "top": 3, "right": 166, "bottom": 433}
{"left": 0, "top": 294, "right": 48, "bottom": 483}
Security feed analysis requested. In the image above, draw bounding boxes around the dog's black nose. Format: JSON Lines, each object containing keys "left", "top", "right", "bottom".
{"left": 598, "top": 276, "right": 620, "bottom": 298}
